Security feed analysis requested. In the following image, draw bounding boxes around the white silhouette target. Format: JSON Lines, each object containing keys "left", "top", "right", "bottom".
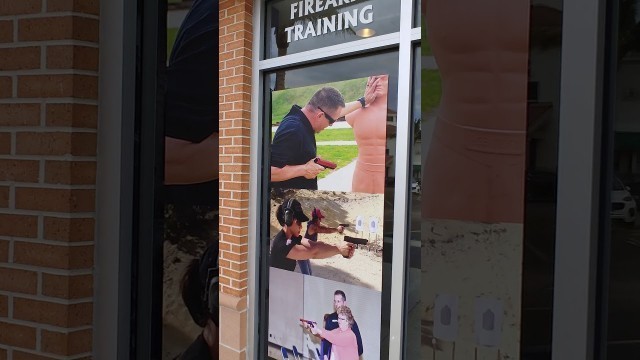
{"left": 474, "top": 297, "right": 503, "bottom": 347}
{"left": 368, "top": 217, "right": 379, "bottom": 233}
{"left": 355, "top": 216, "right": 364, "bottom": 231}
{"left": 433, "top": 294, "right": 459, "bottom": 342}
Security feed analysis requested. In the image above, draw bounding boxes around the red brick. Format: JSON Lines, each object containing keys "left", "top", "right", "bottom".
{"left": 47, "top": 45, "right": 99, "bottom": 71}
{"left": 13, "top": 242, "right": 93, "bottom": 270}
{"left": 0, "top": 214, "right": 38, "bottom": 238}
{"left": 18, "top": 16, "right": 98, "bottom": 42}
{"left": 41, "top": 328, "right": 92, "bottom": 356}
{"left": 0, "top": 77, "right": 12, "bottom": 98}
{"left": 18, "top": 75, "right": 98, "bottom": 99}
{"left": 15, "top": 188, "right": 95, "bottom": 212}
{"left": 13, "top": 352, "right": 58, "bottom": 360}
{"left": 47, "top": 0, "right": 99, "bottom": 15}
{"left": 0, "top": 186, "right": 9, "bottom": 208}
{"left": 0, "top": 240, "right": 7, "bottom": 262}
{"left": 46, "top": 103, "right": 98, "bottom": 128}
{"left": 0, "top": 47, "right": 40, "bottom": 70}
{"left": 0, "top": 159, "right": 39, "bottom": 182}
{"left": 16, "top": 132, "right": 96, "bottom": 156}
{"left": 0, "top": 0, "right": 41, "bottom": 15}
{"left": 13, "top": 298, "right": 92, "bottom": 327}
{"left": 0, "top": 294, "right": 7, "bottom": 317}
{"left": 43, "top": 217, "right": 94, "bottom": 242}
{"left": 0, "top": 321, "right": 36, "bottom": 348}
{"left": 42, "top": 273, "right": 92, "bottom": 299}
{"left": 45, "top": 160, "right": 96, "bottom": 185}
{"left": 0, "top": 267, "right": 38, "bottom": 294}
{"left": 0, "top": 103, "right": 40, "bottom": 126}
{"left": 0, "top": 20, "right": 12, "bottom": 43}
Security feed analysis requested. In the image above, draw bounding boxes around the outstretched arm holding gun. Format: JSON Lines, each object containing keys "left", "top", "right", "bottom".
{"left": 343, "top": 235, "right": 368, "bottom": 245}
{"left": 315, "top": 223, "right": 345, "bottom": 235}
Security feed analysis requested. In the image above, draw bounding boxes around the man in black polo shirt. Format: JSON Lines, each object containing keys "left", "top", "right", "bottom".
{"left": 270, "top": 198, "right": 355, "bottom": 271}
{"left": 270, "top": 85, "right": 378, "bottom": 190}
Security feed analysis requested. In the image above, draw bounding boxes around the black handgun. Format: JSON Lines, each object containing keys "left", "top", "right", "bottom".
{"left": 338, "top": 223, "right": 350, "bottom": 227}
{"left": 343, "top": 235, "right": 368, "bottom": 245}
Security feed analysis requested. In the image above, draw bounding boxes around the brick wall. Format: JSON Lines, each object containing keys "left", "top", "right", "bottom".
{"left": 0, "top": 0, "right": 99, "bottom": 358}
{"left": 219, "top": 0, "right": 252, "bottom": 359}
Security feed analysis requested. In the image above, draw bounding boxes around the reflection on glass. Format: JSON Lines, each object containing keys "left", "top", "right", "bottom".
{"left": 404, "top": 44, "right": 422, "bottom": 359}
{"left": 265, "top": 0, "right": 401, "bottom": 59}
{"left": 415, "top": 0, "right": 562, "bottom": 358}
{"left": 606, "top": 1, "right": 640, "bottom": 357}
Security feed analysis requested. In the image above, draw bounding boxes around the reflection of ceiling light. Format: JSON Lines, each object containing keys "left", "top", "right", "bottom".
{"left": 356, "top": 28, "right": 376, "bottom": 37}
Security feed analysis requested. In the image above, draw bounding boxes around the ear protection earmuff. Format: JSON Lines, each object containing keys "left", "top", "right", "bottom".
{"left": 284, "top": 198, "right": 295, "bottom": 227}
{"left": 199, "top": 244, "right": 219, "bottom": 326}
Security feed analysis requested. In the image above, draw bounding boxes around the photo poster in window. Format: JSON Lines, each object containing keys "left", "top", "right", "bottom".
{"left": 162, "top": 0, "right": 219, "bottom": 359}
{"left": 268, "top": 267, "right": 382, "bottom": 360}
{"left": 269, "top": 75, "right": 389, "bottom": 194}
{"left": 267, "top": 75, "right": 389, "bottom": 358}
{"left": 420, "top": 0, "right": 529, "bottom": 358}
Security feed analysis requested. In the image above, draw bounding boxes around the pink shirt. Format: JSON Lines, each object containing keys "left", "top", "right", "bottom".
{"left": 322, "top": 328, "right": 359, "bottom": 360}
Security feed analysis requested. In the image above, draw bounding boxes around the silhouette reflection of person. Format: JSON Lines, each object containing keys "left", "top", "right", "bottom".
{"left": 422, "top": 0, "right": 530, "bottom": 223}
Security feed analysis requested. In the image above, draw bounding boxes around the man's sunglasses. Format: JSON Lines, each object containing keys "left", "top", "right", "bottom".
{"left": 317, "top": 106, "right": 336, "bottom": 125}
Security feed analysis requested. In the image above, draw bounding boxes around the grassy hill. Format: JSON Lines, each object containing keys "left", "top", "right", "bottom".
{"left": 271, "top": 77, "right": 368, "bottom": 124}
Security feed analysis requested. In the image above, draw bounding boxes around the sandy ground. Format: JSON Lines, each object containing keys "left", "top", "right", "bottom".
{"left": 270, "top": 189, "right": 385, "bottom": 291}
{"left": 162, "top": 239, "right": 205, "bottom": 360}
{"left": 420, "top": 219, "right": 524, "bottom": 360}
{"left": 161, "top": 204, "right": 217, "bottom": 360}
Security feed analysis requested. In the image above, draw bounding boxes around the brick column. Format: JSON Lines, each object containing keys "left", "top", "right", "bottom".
{"left": 0, "top": 0, "right": 99, "bottom": 358}
{"left": 219, "top": 0, "right": 252, "bottom": 359}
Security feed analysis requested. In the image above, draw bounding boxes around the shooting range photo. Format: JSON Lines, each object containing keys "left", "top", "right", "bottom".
{"left": 268, "top": 268, "right": 382, "bottom": 360}
{"left": 270, "top": 74, "right": 390, "bottom": 195}
{"left": 269, "top": 188, "right": 383, "bottom": 291}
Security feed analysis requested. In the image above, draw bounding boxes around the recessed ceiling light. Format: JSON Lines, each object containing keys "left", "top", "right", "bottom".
{"left": 356, "top": 28, "right": 376, "bottom": 37}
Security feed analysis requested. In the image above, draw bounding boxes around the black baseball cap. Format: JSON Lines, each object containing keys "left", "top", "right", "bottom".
{"left": 277, "top": 198, "right": 310, "bottom": 224}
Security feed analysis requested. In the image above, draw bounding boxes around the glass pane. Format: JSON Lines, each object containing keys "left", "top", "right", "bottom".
{"left": 605, "top": 0, "right": 640, "bottom": 357}
{"left": 404, "top": 44, "right": 422, "bottom": 359}
{"left": 262, "top": 51, "right": 399, "bottom": 360}
{"left": 411, "top": 1, "right": 563, "bottom": 358}
{"left": 265, "top": 0, "right": 401, "bottom": 59}
{"left": 163, "top": 0, "right": 219, "bottom": 359}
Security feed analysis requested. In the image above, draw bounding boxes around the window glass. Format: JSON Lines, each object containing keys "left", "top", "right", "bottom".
{"left": 262, "top": 51, "right": 399, "bottom": 359}
{"left": 604, "top": 1, "right": 640, "bottom": 357}
{"left": 163, "top": 1, "right": 219, "bottom": 359}
{"left": 412, "top": 1, "right": 563, "bottom": 358}
{"left": 265, "top": 0, "right": 401, "bottom": 59}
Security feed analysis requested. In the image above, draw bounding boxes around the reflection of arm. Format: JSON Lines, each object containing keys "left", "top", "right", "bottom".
{"left": 165, "top": 133, "right": 219, "bottom": 185}
{"left": 286, "top": 238, "right": 340, "bottom": 260}
{"left": 271, "top": 165, "right": 305, "bottom": 182}
{"left": 352, "top": 321, "right": 363, "bottom": 355}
